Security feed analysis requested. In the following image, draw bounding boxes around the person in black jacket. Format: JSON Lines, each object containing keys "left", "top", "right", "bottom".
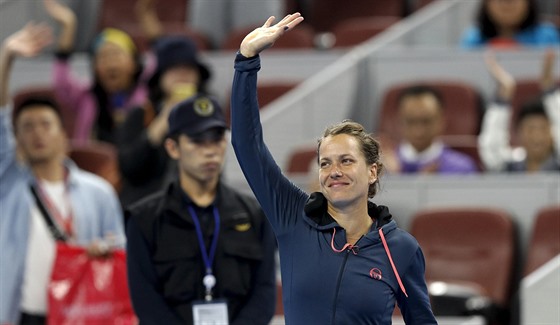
{"left": 125, "top": 94, "right": 277, "bottom": 325}
{"left": 117, "top": 35, "right": 211, "bottom": 207}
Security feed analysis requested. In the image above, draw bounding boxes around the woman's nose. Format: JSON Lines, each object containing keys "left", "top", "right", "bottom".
{"left": 330, "top": 166, "right": 342, "bottom": 178}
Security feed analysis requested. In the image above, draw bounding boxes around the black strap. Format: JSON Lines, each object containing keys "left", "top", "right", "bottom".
{"left": 29, "top": 185, "right": 68, "bottom": 242}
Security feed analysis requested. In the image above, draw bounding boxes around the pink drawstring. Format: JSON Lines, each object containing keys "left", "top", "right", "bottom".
{"left": 329, "top": 227, "right": 409, "bottom": 298}
{"left": 330, "top": 228, "right": 359, "bottom": 255}
{"left": 379, "top": 228, "right": 408, "bottom": 298}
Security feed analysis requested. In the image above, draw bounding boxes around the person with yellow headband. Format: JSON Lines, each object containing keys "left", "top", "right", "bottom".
{"left": 43, "top": 0, "right": 149, "bottom": 144}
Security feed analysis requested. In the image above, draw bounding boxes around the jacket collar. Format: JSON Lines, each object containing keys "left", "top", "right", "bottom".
{"left": 303, "top": 192, "right": 394, "bottom": 232}
{"left": 163, "top": 179, "right": 238, "bottom": 225}
{"left": 24, "top": 158, "right": 81, "bottom": 188}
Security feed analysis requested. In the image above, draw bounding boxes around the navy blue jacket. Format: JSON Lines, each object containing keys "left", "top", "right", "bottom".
{"left": 231, "top": 53, "right": 437, "bottom": 325}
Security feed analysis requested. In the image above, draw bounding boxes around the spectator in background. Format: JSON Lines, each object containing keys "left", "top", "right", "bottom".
{"left": 479, "top": 50, "right": 559, "bottom": 172}
{"left": 0, "top": 24, "right": 125, "bottom": 325}
{"left": 125, "top": 94, "right": 276, "bottom": 325}
{"left": 116, "top": 35, "right": 211, "bottom": 208}
{"left": 383, "top": 85, "right": 478, "bottom": 174}
{"left": 43, "top": 0, "right": 150, "bottom": 144}
{"left": 461, "top": 0, "right": 560, "bottom": 49}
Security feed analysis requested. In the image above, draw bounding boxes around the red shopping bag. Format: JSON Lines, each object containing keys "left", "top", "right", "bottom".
{"left": 47, "top": 243, "right": 138, "bottom": 325}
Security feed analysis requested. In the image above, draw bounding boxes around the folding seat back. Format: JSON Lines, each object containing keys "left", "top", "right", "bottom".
{"left": 410, "top": 207, "right": 515, "bottom": 308}
{"left": 331, "top": 17, "right": 400, "bottom": 48}
{"left": 69, "top": 141, "right": 121, "bottom": 191}
{"left": 525, "top": 205, "right": 560, "bottom": 275}
{"left": 308, "top": 0, "right": 405, "bottom": 32}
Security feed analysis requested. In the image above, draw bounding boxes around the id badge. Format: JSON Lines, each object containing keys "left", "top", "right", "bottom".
{"left": 192, "top": 299, "right": 229, "bottom": 325}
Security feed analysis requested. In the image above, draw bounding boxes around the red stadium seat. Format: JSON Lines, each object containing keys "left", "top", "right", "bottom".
{"left": 285, "top": 144, "right": 317, "bottom": 174}
{"left": 331, "top": 16, "right": 400, "bottom": 48}
{"left": 69, "top": 141, "right": 121, "bottom": 192}
{"left": 225, "top": 81, "right": 299, "bottom": 125}
{"left": 524, "top": 205, "right": 560, "bottom": 275}
{"left": 308, "top": 0, "right": 405, "bottom": 32}
{"left": 410, "top": 207, "right": 516, "bottom": 310}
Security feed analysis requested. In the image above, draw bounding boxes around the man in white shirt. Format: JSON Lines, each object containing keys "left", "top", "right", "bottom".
{"left": 0, "top": 23, "right": 125, "bottom": 325}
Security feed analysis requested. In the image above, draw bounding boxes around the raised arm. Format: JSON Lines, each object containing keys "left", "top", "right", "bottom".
{"left": 135, "top": 0, "right": 164, "bottom": 43}
{"left": 0, "top": 23, "right": 52, "bottom": 107}
{"left": 230, "top": 14, "right": 307, "bottom": 233}
{"left": 478, "top": 52, "right": 517, "bottom": 171}
{"left": 43, "top": 0, "right": 76, "bottom": 53}
{"left": 540, "top": 50, "right": 560, "bottom": 156}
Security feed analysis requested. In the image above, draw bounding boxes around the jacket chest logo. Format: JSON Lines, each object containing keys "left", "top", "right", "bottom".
{"left": 369, "top": 268, "right": 382, "bottom": 280}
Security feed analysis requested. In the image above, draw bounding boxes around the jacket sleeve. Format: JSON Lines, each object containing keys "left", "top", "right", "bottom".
{"left": 52, "top": 55, "right": 89, "bottom": 112}
{"left": 231, "top": 215, "right": 277, "bottom": 325}
{"left": 396, "top": 247, "right": 438, "bottom": 325}
{"left": 543, "top": 88, "right": 560, "bottom": 157}
{"left": 116, "top": 108, "right": 168, "bottom": 185}
{"left": 125, "top": 217, "right": 184, "bottom": 325}
{"left": 478, "top": 101, "right": 513, "bottom": 171}
{"left": 230, "top": 53, "right": 307, "bottom": 234}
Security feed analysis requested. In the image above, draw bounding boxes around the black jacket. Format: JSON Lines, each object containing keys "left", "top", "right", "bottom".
{"left": 125, "top": 181, "right": 276, "bottom": 325}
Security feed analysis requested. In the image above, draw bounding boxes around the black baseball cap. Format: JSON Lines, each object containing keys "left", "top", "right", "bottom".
{"left": 168, "top": 94, "right": 227, "bottom": 137}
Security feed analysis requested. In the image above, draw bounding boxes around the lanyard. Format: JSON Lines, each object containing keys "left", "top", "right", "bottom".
{"left": 188, "top": 205, "right": 220, "bottom": 301}
{"left": 36, "top": 177, "right": 74, "bottom": 239}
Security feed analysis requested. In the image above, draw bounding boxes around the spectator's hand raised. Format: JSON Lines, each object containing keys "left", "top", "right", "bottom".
{"left": 540, "top": 49, "right": 556, "bottom": 92}
{"left": 484, "top": 51, "right": 516, "bottom": 102}
{"left": 4, "top": 22, "right": 53, "bottom": 58}
{"left": 43, "top": 0, "right": 75, "bottom": 25}
{"left": 239, "top": 13, "right": 304, "bottom": 58}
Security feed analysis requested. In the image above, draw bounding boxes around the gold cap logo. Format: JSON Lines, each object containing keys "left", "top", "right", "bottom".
{"left": 194, "top": 98, "right": 214, "bottom": 117}
{"left": 234, "top": 223, "right": 251, "bottom": 232}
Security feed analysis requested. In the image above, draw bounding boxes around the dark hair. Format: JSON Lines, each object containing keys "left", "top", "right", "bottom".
{"left": 516, "top": 96, "right": 548, "bottom": 127}
{"left": 477, "top": 0, "right": 538, "bottom": 40}
{"left": 90, "top": 48, "right": 144, "bottom": 143}
{"left": 397, "top": 85, "right": 445, "bottom": 109}
{"left": 317, "top": 120, "right": 384, "bottom": 198}
{"left": 13, "top": 97, "right": 63, "bottom": 127}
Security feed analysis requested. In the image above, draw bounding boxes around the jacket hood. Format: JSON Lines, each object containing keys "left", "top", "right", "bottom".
{"left": 303, "top": 192, "right": 395, "bottom": 233}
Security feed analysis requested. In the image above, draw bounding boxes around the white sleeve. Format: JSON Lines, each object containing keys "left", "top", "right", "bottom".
{"left": 543, "top": 89, "right": 560, "bottom": 156}
{"left": 478, "top": 101, "right": 514, "bottom": 171}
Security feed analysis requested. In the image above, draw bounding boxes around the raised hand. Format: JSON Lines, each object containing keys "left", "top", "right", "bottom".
{"left": 484, "top": 51, "right": 516, "bottom": 101}
{"left": 1, "top": 23, "right": 53, "bottom": 106}
{"left": 4, "top": 22, "right": 53, "bottom": 58}
{"left": 540, "top": 49, "right": 556, "bottom": 91}
{"left": 239, "top": 12, "right": 304, "bottom": 58}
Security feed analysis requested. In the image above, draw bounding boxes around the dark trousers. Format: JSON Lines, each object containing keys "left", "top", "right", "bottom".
{"left": 19, "top": 312, "right": 46, "bottom": 325}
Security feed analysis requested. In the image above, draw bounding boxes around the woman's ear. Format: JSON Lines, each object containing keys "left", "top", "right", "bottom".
{"left": 369, "top": 163, "right": 378, "bottom": 184}
{"left": 164, "top": 137, "right": 180, "bottom": 160}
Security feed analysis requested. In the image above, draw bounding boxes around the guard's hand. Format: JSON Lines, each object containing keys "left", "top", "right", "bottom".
{"left": 239, "top": 12, "right": 304, "bottom": 58}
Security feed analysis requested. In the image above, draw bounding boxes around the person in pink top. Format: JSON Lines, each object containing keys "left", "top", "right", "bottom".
{"left": 43, "top": 0, "right": 150, "bottom": 144}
